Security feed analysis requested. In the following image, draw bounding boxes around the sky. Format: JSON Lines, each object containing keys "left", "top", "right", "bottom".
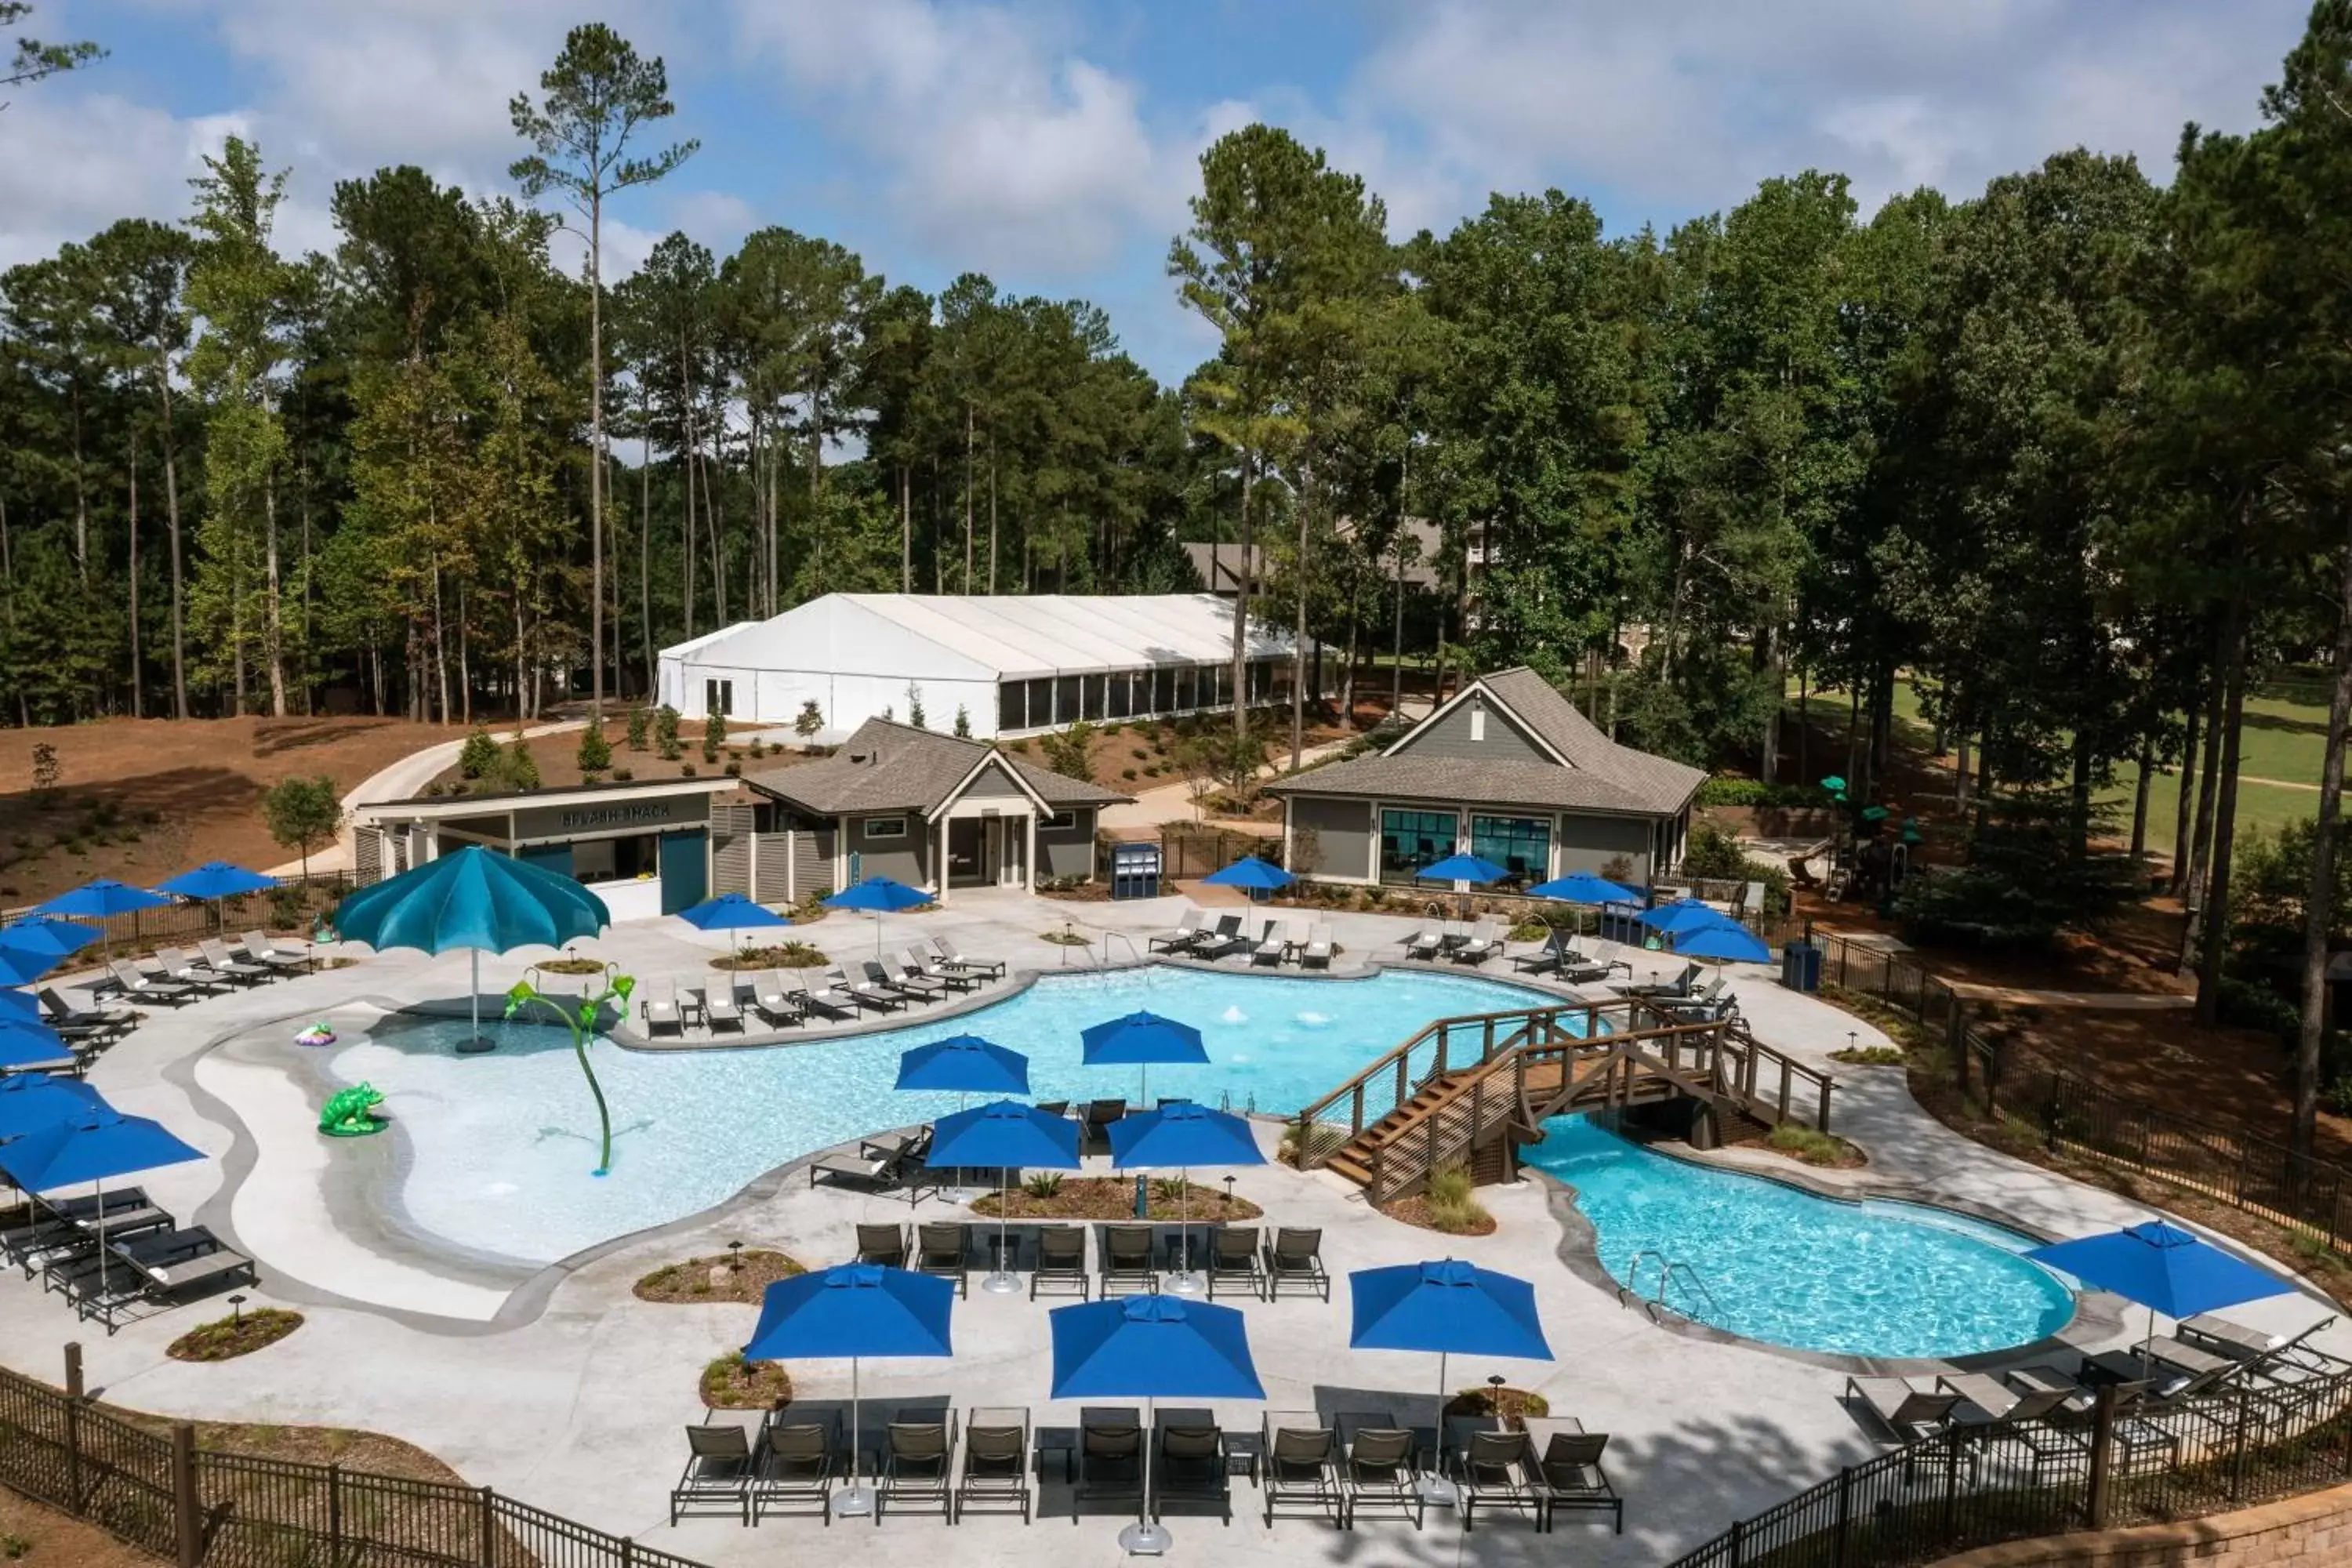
{"left": 0, "top": 0, "right": 2321, "bottom": 384}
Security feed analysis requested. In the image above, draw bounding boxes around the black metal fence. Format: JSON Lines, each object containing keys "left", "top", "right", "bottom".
{"left": 0, "top": 1353, "right": 708, "bottom": 1568}
{"left": 1159, "top": 825, "right": 1283, "bottom": 881}
{"left": 1667, "top": 1363, "right": 2352, "bottom": 1568}
{"left": 1, "top": 870, "right": 353, "bottom": 958}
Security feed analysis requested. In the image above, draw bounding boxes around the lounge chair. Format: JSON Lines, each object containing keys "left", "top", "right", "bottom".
{"left": 831, "top": 966, "right": 907, "bottom": 1014}
{"left": 1191, "top": 915, "right": 1248, "bottom": 961}
{"left": 1250, "top": 921, "right": 1288, "bottom": 967}
{"left": 879, "top": 1418, "right": 955, "bottom": 1521}
{"left": 1076, "top": 1410, "right": 1145, "bottom": 1522}
{"left": 1511, "top": 929, "right": 1573, "bottom": 975}
{"left": 241, "top": 931, "right": 310, "bottom": 972}
{"left": 865, "top": 958, "right": 943, "bottom": 1005}
{"left": 1528, "top": 1424, "right": 1621, "bottom": 1534}
{"left": 1264, "top": 1227, "right": 1330, "bottom": 1301}
{"left": 74, "top": 1226, "right": 256, "bottom": 1324}
{"left": 107, "top": 960, "right": 192, "bottom": 1007}
{"left": 1149, "top": 909, "right": 1209, "bottom": 954}
{"left": 2180, "top": 1313, "right": 2340, "bottom": 1382}
{"left": 1845, "top": 1376, "right": 1960, "bottom": 1442}
{"left": 38, "top": 987, "right": 132, "bottom": 1040}
{"left": 641, "top": 982, "right": 683, "bottom": 1036}
{"left": 1620, "top": 962, "right": 1700, "bottom": 1000}
{"left": 695, "top": 984, "right": 746, "bottom": 1033}
{"left": 927, "top": 935, "right": 1006, "bottom": 979}
{"left": 1936, "top": 1373, "right": 2077, "bottom": 1429}
{"left": 793, "top": 973, "right": 859, "bottom": 1022}
{"left": 1080, "top": 1098, "right": 1127, "bottom": 1152}
{"left": 1449, "top": 918, "right": 1502, "bottom": 966}
{"left": 2, "top": 1187, "right": 152, "bottom": 1271}
{"left": 1559, "top": 949, "right": 1635, "bottom": 985}
{"left": 155, "top": 946, "right": 232, "bottom": 993}
{"left": 1300, "top": 924, "right": 1334, "bottom": 970}
{"left": 1153, "top": 1417, "right": 1230, "bottom": 1523}
{"left": 1402, "top": 924, "right": 1445, "bottom": 961}
{"left": 916, "top": 1222, "right": 969, "bottom": 1297}
{"left": 1454, "top": 1428, "right": 1541, "bottom": 1532}
{"left": 1206, "top": 1225, "right": 1263, "bottom": 1301}
{"left": 1341, "top": 1425, "right": 1421, "bottom": 1529}
{"left": 1035, "top": 1100, "right": 1069, "bottom": 1120}
{"left": 902, "top": 946, "right": 982, "bottom": 993}
{"left": 879, "top": 957, "right": 952, "bottom": 1003}
{"left": 750, "top": 971, "right": 807, "bottom": 1029}
{"left": 197, "top": 938, "right": 273, "bottom": 985}
{"left": 671, "top": 1421, "right": 757, "bottom": 1525}
{"left": 752, "top": 1410, "right": 837, "bottom": 1524}
{"left": 1032, "top": 1225, "right": 1089, "bottom": 1300}
{"left": 1101, "top": 1224, "right": 1158, "bottom": 1296}
{"left": 856, "top": 1222, "right": 910, "bottom": 1268}
{"left": 808, "top": 1132, "right": 933, "bottom": 1199}
{"left": 1657, "top": 976, "right": 1726, "bottom": 1013}
{"left": 1261, "top": 1420, "right": 1340, "bottom": 1526}
{"left": 956, "top": 1408, "right": 1032, "bottom": 1523}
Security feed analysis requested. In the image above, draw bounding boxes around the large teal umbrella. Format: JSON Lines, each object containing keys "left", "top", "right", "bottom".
{"left": 332, "top": 845, "right": 609, "bottom": 1050}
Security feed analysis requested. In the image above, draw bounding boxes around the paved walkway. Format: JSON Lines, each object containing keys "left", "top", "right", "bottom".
{"left": 1097, "top": 702, "right": 1428, "bottom": 836}
{"left": 5, "top": 896, "right": 2345, "bottom": 1568}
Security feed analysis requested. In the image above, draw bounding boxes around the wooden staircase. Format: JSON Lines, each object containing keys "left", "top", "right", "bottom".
{"left": 1293, "top": 998, "right": 1838, "bottom": 1205}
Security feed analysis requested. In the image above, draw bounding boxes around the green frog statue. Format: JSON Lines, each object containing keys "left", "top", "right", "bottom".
{"left": 504, "top": 964, "right": 635, "bottom": 1176}
{"left": 318, "top": 1083, "right": 387, "bottom": 1137}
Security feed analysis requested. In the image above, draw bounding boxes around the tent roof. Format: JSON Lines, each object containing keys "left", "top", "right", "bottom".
{"left": 659, "top": 593, "right": 1307, "bottom": 681}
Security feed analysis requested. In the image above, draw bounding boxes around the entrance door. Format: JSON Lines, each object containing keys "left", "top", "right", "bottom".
{"left": 999, "top": 818, "right": 1026, "bottom": 887}
{"left": 947, "top": 818, "right": 985, "bottom": 887}
{"left": 658, "top": 829, "right": 707, "bottom": 914}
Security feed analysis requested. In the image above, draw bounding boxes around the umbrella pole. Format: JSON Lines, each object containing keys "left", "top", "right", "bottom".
{"left": 1119, "top": 1395, "right": 1170, "bottom": 1554}
{"left": 1167, "top": 1166, "right": 1202, "bottom": 1294}
{"left": 983, "top": 1164, "right": 1021, "bottom": 1294}
{"left": 457, "top": 950, "right": 494, "bottom": 1055}
{"left": 838, "top": 1356, "right": 876, "bottom": 1517}
{"left": 1419, "top": 1350, "right": 1460, "bottom": 1505}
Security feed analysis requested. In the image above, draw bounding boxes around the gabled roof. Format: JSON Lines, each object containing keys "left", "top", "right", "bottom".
{"left": 744, "top": 718, "right": 1129, "bottom": 818}
{"left": 1266, "top": 666, "right": 1704, "bottom": 818}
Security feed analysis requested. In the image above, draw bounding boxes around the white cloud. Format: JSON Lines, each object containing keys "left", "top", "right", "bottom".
{"left": 0, "top": 93, "right": 246, "bottom": 270}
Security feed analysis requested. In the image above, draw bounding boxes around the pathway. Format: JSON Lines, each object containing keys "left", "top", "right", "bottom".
{"left": 1097, "top": 699, "right": 1430, "bottom": 836}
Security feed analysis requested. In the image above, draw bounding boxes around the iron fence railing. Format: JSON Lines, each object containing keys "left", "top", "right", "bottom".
{"left": 2, "top": 870, "right": 351, "bottom": 960}
{"left": 0, "top": 1355, "right": 706, "bottom": 1568}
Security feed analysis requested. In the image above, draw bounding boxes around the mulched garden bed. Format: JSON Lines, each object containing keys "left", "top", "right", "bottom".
{"left": 1442, "top": 1386, "right": 1550, "bottom": 1423}
{"left": 1377, "top": 1195, "right": 1499, "bottom": 1236}
{"left": 971, "top": 1178, "right": 1265, "bottom": 1222}
{"left": 167, "top": 1308, "right": 303, "bottom": 1362}
{"left": 701, "top": 1353, "right": 793, "bottom": 1410}
{"left": 635, "top": 1249, "right": 804, "bottom": 1305}
{"left": 709, "top": 943, "right": 829, "bottom": 971}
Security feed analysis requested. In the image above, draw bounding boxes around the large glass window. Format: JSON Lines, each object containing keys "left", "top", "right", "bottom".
{"left": 997, "top": 682, "right": 1025, "bottom": 732}
{"left": 1380, "top": 808, "right": 1458, "bottom": 884}
{"left": 1080, "top": 674, "right": 1106, "bottom": 720}
{"left": 1108, "top": 670, "right": 1134, "bottom": 719}
{"left": 1472, "top": 815, "right": 1551, "bottom": 886}
{"left": 1212, "top": 664, "right": 1233, "bottom": 706}
{"left": 1054, "top": 676, "right": 1081, "bottom": 725}
{"left": 1152, "top": 666, "right": 1176, "bottom": 715}
{"left": 1176, "top": 666, "right": 1198, "bottom": 710}
{"left": 1025, "top": 677, "right": 1054, "bottom": 728}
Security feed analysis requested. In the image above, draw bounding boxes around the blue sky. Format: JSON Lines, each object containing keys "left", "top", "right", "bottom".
{"left": 5, "top": 0, "right": 2318, "bottom": 383}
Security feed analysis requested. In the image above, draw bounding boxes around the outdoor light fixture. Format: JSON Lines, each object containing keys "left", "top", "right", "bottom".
{"left": 728, "top": 1240, "right": 744, "bottom": 1270}
{"left": 227, "top": 1294, "right": 247, "bottom": 1324}
{"left": 1222, "top": 1174, "right": 1236, "bottom": 1205}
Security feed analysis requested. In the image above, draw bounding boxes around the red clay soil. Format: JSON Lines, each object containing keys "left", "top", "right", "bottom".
{"left": 0, "top": 716, "right": 453, "bottom": 903}
{"left": 428, "top": 719, "right": 820, "bottom": 793}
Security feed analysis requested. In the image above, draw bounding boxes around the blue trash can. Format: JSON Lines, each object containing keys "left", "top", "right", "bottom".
{"left": 1780, "top": 940, "right": 1823, "bottom": 993}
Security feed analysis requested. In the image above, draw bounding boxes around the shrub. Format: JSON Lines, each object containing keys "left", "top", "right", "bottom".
{"left": 794, "top": 699, "right": 823, "bottom": 739}
{"left": 612, "top": 766, "right": 633, "bottom": 782}
{"left": 1428, "top": 1163, "right": 1475, "bottom": 1207}
{"left": 1040, "top": 721, "right": 1098, "bottom": 782}
{"left": 1893, "top": 788, "right": 2139, "bottom": 949}
{"left": 29, "top": 741, "right": 61, "bottom": 797}
{"left": 499, "top": 737, "right": 541, "bottom": 790}
{"left": 260, "top": 775, "right": 342, "bottom": 882}
{"left": 1023, "top": 1171, "right": 1064, "bottom": 1200}
{"left": 458, "top": 727, "right": 501, "bottom": 779}
{"left": 655, "top": 705, "right": 683, "bottom": 760}
{"left": 576, "top": 724, "right": 612, "bottom": 775}
{"left": 681, "top": 764, "right": 698, "bottom": 778}
{"left": 625, "top": 706, "right": 649, "bottom": 751}
{"left": 1696, "top": 777, "right": 1831, "bottom": 809}
{"left": 1681, "top": 818, "right": 1791, "bottom": 915}
{"left": 724, "top": 762, "right": 741, "bottom": 777}
{"left": 953, "top": 705, "right": 971, "bottom": 738}
{"left": 1122, "top": 768, "right": 1138, "bottom": 781}
{"left": 701, "top": 710, "right": 727, "bottom": 763}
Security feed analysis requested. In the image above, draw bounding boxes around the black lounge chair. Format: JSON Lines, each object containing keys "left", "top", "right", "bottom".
{"left": 753, "top": 1411, "right": 838, "bottom": 1524}
{"left": 1032, "top": 1225, "right": 1089, "bottom": 1299}
{"left": 1845, "top": 1376, "right": 1960, "bottom": 1442}
{"left": 808, "top": 1131, "right": 935, "bottom": 1201}
{"left": 671, "top": 1421, "right": 756, "bottom": 1525}
{"left": 1264, "top": 1227, "right": 1329, "bottom": 1301}
{"left": 1100, "top": 1224, "right": 1157, "bottom": 1297}
{"left": 640, "top": 981, "right": 683, "bottom": 1036}
{"left": 1148, "top": 909, "right": 1210, "bottom": 954}
{"left": 1454, "top": 1428, "right": 1541, "bottom": 1532}
{"left": 1076, "top": 1408, "right": 1145, "bottom": 1522}
{"left": 862, "top": 958, "right": 940, "bottom": 1006}
{"left": 916, "top": 1221, "right": 969, "bottom": 1297}
{"left": 1205, "top": 1225, "right": 1263, "bottom": 1301}
{"left": 198, "top": 938, "right": 273, "bottom": 986}
{"left": 750, "top": 971, "right": 807, "bottom": 1028}
{"left": 240, "top": 931, "right": 310, "bottom": 972}
{"left": 107, "top": 960, "right": 193, "bottom": 1007}
{"left": 879, "top": 957, "right": 952, "bottom": 1003}
{"left": 1080, "top": 1098, "right": 1127, "bottom": 1152}
{"left": 880, "top": 1417, "right": 955, "bottom": 1521}
{"left": 1299, "top": 924, "right": 1334, "bottom": 969}
{"left": 832, "top": 967, "right": 907, "bottom": 1014}
{"left": 956, "top": 1408, "right": 1032, "bottom": 1523}
{"left": 903, "top": 946, "right": 982, "bottom": 993}
{"left": 1620, "top": 962, "right": 1700, "bottom": 1000}
{"left": 855, "top": 1222, "right": 910, "bottom": 1267}
{"left": 38, "top": 987, "right": 132, "bottom": 1043}
{"left": 1526, "top": 1421, "right": 1621, "bottom": 1534}
{"left": 1261, "top": 1419, "right": 1339, "bottom": 1526}
{"left": 1152, "top": 1417, "right": 1230, "bottom": 1524}
{"left": 1191, "top": 915, "right": 1248, "bottom": 961}
{"left": 794, "top": 973, "right": 860, "bottom": 1022}
{"left": 927, "top": 935, "right": 1005, "bottom": 979}
{"left": 1341, "top": 1425, "right": 1422, "bottom": 1529}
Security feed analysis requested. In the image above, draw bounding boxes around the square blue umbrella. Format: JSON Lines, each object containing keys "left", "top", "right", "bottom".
{"left": 896, "top": 1034, "right": 1029, "bottom": 1096}
{"left": 1110, "top": 1102, "right": 1266, "bottom": 1293}
{"left": 0, "top": 989, "right": 40, "bottom": 1025}
{"left": 0, "top": 946, "right": 63, "bottom": 989}
{"left": 675, "top": 893, "right": 791, "bottom": 933}
{"left": 1416, "top": 853, "right": 1510, "bottom": 886}
{"left": 0, "top": 1108, "right": 204, "bottom": 1191}
{"left": 1049, "top": 1294, "right": 1265, "bottom": 1552}
{"left": 824, "top": 875, "right": 931, "bottom": 954}
{"left": 1082, "top": 1010, "right": 1208, "bottom": 1107}
{"left": 1526, "top": 872, "right": 1644, "bottom": 906}
{"left": 927, "top": 1098, "right": 1080, "bottom": 1294}
{"left": 154, "top": 862, "right": 278, "bottom": 901}
{"left": 0, "top": 1075, "right": 105, "bottom": 1142}
{"left": 1349, "top": 1258, "right": 1552, "bottom": 1502}
{"left": 0, "top": 1018, "right": 75, "bottom": 1072}
{"left": 2027, "top": 1221, "right": 2289, "bottom": 1321}
{"left": 1639, "top": 898, "right": 1738, "bottom": 935}
{"left": 1674, "top": 924, "right": 1772, "bottom": 964}
{"left": 745, "top": 1262, "right": 956, "bottom": 1516}
{"left": 0, "top": 918, "right": 103, "bottom": 962}
{"left": 30, "top": 880, "right": 171, "bottom": 920}
{"left": 1201, "top": 857, "right": 1294, "bottom": 901}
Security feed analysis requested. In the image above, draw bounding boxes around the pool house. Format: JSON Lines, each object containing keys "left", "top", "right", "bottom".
{"left": 1265, "top": 666, "right": 1706, "bottom": 888}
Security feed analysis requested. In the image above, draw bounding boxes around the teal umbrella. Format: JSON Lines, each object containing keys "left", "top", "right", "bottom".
{"left": 332, "top": 846, "right": 609, "bottom": 1050}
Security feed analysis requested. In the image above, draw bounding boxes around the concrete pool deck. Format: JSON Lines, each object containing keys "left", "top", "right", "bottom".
{"left": 2, "top": 891, "right": 2347, "bottom": 1568}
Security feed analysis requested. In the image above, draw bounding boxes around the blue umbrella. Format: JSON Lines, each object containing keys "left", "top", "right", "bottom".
{"left": 1111, "top": 1102, "right": 1267, "bottom": 1293}
{"left": 0, "top": 1106, "right": 205, "bottom": 1271}
{"left": 1526, "top": 872, "right": 1644, "bottom": 906}
{"left": 2027, "top": 1221, "right": 2291, "bottom": 1373}
{"left": 926, "top": 1098, "right": 1080, "bottom": 1294}
{"left": 155, "top": 862, "right": 278, "bottom": 901}
{"left": 1050, "top": 1294, "right": 1265, "bottom": 1552}
{"left": 0, "top": 917, "right": 103, "bottom": 962}
{"left": 824, "top": 875, "right": 932, "bottom": 954}
{"left": 1639, "top": 898, "right": 1738, "bottom": 935}
{"left": 1082, "top": 1010, "right": 1208, "bottom": 1106}
{"left": 897, "top": 1033, "right": 1029, "bottom": 1096}
{"left": 0, "top": 989, "right": 39, "bottom": 1024}
{"left": 0, "top": 1018, "right": 75, "bottom": 1073}
{"left": 0, "top": 1074, "right": 104, "bottom": 1142}
{"left": 31, "top": 880, "right": 171, "bottom": 920}
{"left": 1349, "top": 1259, "right": 1555, "bottom": 1503}
{"left": 0, "top": 946, "right": 64, "bottom": 989}
{"left": 332, "top": 845, "right": 610, "bottom": 1049}
{"left": 1417, "top": 852, "right": 1509, "bottom": 886}
{"left": 1674, "top": 924, "right": 1772, "bottom": 964}
{"left": 675, "top": 892, "right": 790, "bottom": 959}
{"left": 1202, "top": 856, "right": 1294, "bottom": 902}
{"left": 745, "top": 1263, "right": 956, "bottom": 1516}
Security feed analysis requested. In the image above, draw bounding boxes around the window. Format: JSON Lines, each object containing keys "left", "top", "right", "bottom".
{"left": 1025, "top": 677, "right": 1054, "bottom": 728}
{"left": 1472, "top": 815, "right": 1550, "bottom": 884}
{"left": 1469, "top": 695, "right": 1486, "bottom": 742}
{"left": 1055, "top": 675, "right": 1081, "bottom": 725}
{"left": 1108, "top": 670, "right": 1134, "bottom": 720}
{"left": 1080, "top": 674, "right": 1106, "bottom": 721}
{"left": 1152, "top": 666, "right": 1177, "bottom": 714}
{"left": 704, "top": 678, "right": 734, "bottom": 717}
{"left": 1041, "top": 810, "right": 1077, "bottom": 831}
{"left": 1380, "top": 808, "right": 1457, "bottom": 884}
{"left": 997, "top": 682, "right": 1025, "bottom": 732}
{"left": 1176, "top": 666, "right": 1198, "bottom": 710}
{"left": 1212, "top": 664, "right": 1232, "bottom": 706}
{"left": 862, "top": 816, "right": 908, "bottom": 840}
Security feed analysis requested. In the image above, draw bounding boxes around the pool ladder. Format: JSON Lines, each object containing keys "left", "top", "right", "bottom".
{"left": 1619, "top": 1250, "right": 1722, "bottom": 1327}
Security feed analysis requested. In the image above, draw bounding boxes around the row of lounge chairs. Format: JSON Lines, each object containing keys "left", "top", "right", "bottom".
{"left": 641, "top": 940, "right": 1008, "bottom": 1036}
{"left": 98, "top": 933, "right": 314, "bottom": 1010}
{"left": 0, "top": 1185, "right": 256, "bottom": 1334}
{"left": 1149, "top": 910, "right": 1334, "bottom": 969}
{"left": 847, "top": 1220, "right": 1330, "bottom": 1303}
{"left": 806, "top": 1097, "right": 1247, "bottom": 1202}
{"left": 673, "top": 1405, "right": 1622, "bottom": 1534}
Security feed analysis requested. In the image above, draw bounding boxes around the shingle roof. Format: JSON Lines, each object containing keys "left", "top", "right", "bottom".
{"left": 1266, "top": 667, "right": 1704, "bottom": 817}
{"left": 744, "top": 718, "right": 1128, "bottom": 817}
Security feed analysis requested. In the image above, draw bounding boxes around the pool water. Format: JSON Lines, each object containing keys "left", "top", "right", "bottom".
{"left": 1522, "top": 1116, "right": 2075, "bottom": 1359}
{"left": 326, "top": 966, "right": 1554, "bottom": 1265}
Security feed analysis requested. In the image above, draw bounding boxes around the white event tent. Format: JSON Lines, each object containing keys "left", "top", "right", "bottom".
{"left": 655, "top": 592, "right": 1320, "bottom": 739}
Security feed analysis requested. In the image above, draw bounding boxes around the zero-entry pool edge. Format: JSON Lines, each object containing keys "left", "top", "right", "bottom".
{"left": 1526, "top": 1115, "right": 2110, "bottom": 1376}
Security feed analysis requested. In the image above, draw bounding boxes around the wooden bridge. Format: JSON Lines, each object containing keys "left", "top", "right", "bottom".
{"left": 1290, "top": 997, "right": 1838, "bottom": 1206}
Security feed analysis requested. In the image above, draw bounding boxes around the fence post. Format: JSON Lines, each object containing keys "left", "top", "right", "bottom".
{"left": 171, "top": 1423, "right": 199, "bottom": 1568}
{"left": 1727, "top": 1516, "right": 1744, "bottom": 1568}
{"left": 63, "top": 1345, "right": 83, "bottom": 1515}
{"left": 480, "top": 1486, "right": 495, "bottom": 1568}
{"left": 622, "top": 1538, "right": 635, "bottom": 1568}
{"left": 63, "top": 1341, "right": 82, "bottom": 1400}
{"left": 1832, "top": 1465, "right": 1853, "bottom": 1568}
{"left": 330, "top": 1465, "right": 343, "bottom": 1560}
{"left": 2229, "top": 1380, "right": 2253, "bottom": 1501}
{"left": 2085, "top": 1383, "right": 2118, "bottom": 1527}
{"left": 2044, "top": 1076, "right": 2063, "bottom": 1152}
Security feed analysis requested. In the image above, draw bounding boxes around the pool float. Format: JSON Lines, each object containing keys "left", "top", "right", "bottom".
{"left": 318, "top": 1083, "right": 386, "bottom": 1137}
{"left": 294, "top": 1022, "right": 336, "bottom": 1047}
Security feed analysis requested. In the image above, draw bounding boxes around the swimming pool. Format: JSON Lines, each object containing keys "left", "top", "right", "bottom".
{"left": 1522, "top": 1115, "right": 2075, "bottom": 1359}
{"left": 320, "top": 965, "right": 1554, "bottom": 1265}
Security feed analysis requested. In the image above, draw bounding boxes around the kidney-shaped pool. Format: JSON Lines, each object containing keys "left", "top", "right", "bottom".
{"left": 1522, "top": 1115, "right": 2076, "bottom": 1359}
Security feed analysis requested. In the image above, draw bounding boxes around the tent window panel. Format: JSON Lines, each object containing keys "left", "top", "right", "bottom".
{"left": 1213, "top": 664, "right": 1233, "bottom": 706}
{"left": 1152, "top": 667, "right": 1177, "bottom": 714}
{"left": 997, "top": 682, "right": 1025, "bottom": 732}
{"left": 705, "top": 678, "right": 734, "bottom": 717}
{"left": 1083, "top": 675, "right": 1108, "bottom": 720}
{"left": 1176, "top": 666, "right": 1198, "bottom": 710}
{"left": 1054, "top": 676, "right": 1081, "bottom": 725}
{"left": 1108, "top": 670, "right": 1134, "bottom": 720}
{"left": 1024, "top": 678, "right": 1054, "bottom": 728}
